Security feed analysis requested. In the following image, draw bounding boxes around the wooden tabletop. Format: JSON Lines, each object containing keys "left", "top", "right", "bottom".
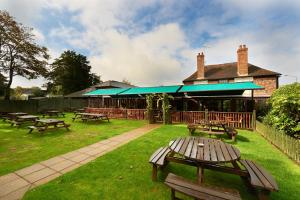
{"left": 169, "top": 137, "right": 240, "bottom": 164}
{"left": 8, "top": 112, "right": 27, "bottom": 116}
{"left": 37, "top": 119, "right": 64, "bottom": 124}
{"left": 77, "top": 113, "right": 106, "bottom": 117}
{"left": 17, "top": 115, "right": 39, "bottom": 119}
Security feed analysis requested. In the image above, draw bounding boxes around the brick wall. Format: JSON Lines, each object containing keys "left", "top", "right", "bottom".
{"left": 253, "top": 76, "right": 278, "bottom": 97}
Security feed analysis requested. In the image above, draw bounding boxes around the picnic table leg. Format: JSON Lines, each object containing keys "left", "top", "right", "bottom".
{"left": 197, "top": 166, "right": 204, "bottom": 184}
{"left": 152, "top": 165, "right": 158, "bottom": 181}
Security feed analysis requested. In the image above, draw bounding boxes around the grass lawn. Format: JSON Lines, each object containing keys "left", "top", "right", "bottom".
{"left": 0, "top": 113, "right": 146, "bottom": 175}
{"left": 23, "top": 124, "right": 300, "bottom": 200}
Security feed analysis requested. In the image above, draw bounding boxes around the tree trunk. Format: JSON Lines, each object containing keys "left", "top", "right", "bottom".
{"left": 4, "top": 67, "right": 13, "bottom": 100}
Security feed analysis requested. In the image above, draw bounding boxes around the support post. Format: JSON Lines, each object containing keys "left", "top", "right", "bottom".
{"left": 252, "top": 109, "right": 256, "bottom": 130}
{"left": 205, "top": 108, "right": 208, "bottom": 122}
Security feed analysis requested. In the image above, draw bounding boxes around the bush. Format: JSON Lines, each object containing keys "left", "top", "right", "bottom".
{"left": 263, "top": 83, "right": 300, "bottom": 138}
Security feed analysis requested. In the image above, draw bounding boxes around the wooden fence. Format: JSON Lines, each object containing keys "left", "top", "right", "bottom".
{"left": 256, "top": 121, "right": 300, "bottom": 164}
{"left": 86, "top": 107, "right": 255, "bottom": 129}
{"left": 0, "top": 98, "right": 88, "bottom": 113}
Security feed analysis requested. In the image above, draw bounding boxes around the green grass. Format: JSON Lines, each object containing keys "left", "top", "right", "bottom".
{"left": 23, "top": 124, "right": 300, "bottom": 200}
{"left": 0, "top": 113, "right": 146, "bottom": 175}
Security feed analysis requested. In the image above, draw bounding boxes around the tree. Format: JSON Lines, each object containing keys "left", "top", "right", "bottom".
{"left": 157, "top": 93, "right": 174, "bottom": 124}
{"left": 31, "top": 86, "right": 45, "bottom": 97}
{"left": 48, "top": 50, "right": 101, "bottom": 95}
{"left": 264, "top": 83, "right": 300, "bottom": 138}
{"left": 0, "top": 73, "right": 6, "bottom": 96}
{"left": 0, "top": 10, "right": 49, "bottom": 100}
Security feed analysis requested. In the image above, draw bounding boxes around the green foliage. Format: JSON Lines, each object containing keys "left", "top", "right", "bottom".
{"left": 146, "top": 94, "right": 155, "bottom": 124}
{"left": 47, "top": 50, "right": 101, "bottom": 95}
{"left": 264, "top": 83, "right": 300, "bottom": 137}
{"left": 0, "top": 73, "right": 6, "bottom": 96}
{"left": 0, "top": 10, "right": 49, "bottom": 100}
{"left": 157, "top": 93, "right": 174, "bottom": 124}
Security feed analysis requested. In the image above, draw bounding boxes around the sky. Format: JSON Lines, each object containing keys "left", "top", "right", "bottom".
{"left": 1, "top": 0, "right": 300, "bottom": 88}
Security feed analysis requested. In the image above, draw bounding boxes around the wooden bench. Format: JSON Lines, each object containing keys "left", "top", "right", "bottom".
{"left": 149, "top": 146, "right": 171, "bottom": 181}
{"left": 28, "top": 123, "right": 70, "bottom": 133}
{"left": 165, "top": 173, "right": 241, "bottom": 200}
{"left": 224, "top": 126, "right": 238, "bottom": 142}
{"left": 239, "top": 160, "right": 278, "bottom": 200}
{"left": 28, "top": 126, "right": 46, "bottom": 133}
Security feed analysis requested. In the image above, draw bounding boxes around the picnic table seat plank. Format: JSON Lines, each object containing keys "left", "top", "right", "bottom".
{"left": 240, "top": 160, "right": 278, "bottom": 192}
{"left": 169, "top": 138, "right": 181, "bottom": 150}
{"left": 149, "top": 147, "right": 171, "bottom": 166}
{"left": 165, "top": 173, "right": 241, "bottom": 200}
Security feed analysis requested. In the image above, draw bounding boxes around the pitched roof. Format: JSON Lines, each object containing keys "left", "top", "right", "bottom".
{"left": 65, "top": 80, "right": 135, "bottom": 98}
{"left": 183, "top": 62, "right": 281, "bottom": 83}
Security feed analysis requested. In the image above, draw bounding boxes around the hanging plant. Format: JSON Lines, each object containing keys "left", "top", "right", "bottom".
{"left": 157, "top": 93, "right": 174, "bottom": 124}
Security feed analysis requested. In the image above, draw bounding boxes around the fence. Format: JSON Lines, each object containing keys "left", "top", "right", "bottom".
{"left": 256, "top": 121, "right": 300, "bottom": 164}
{"left": 86, "top": 107, "right": 255, "bottom": 129}
{"left": 0, "top": 98, "right": 88, "bottom": 113}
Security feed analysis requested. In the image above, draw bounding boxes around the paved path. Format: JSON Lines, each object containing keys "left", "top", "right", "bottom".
{"left": 0, "top": 124, "right": 160, "bottom": 200}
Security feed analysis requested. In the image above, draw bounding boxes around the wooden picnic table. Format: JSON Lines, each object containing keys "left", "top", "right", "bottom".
{"left": 150, "top": 137, "right": 279, "bottom": 200}
{"left": 42, "top": 110, "right": 65, "bottom": 118}
{"left": 72, "top": 112, "right": 109, "bottom": 122}
{"left": 5, "top": 112, "right": 28, "bottom": 120}
{"left": 187, "top": 120, "right": 238, "bottom": 141}
{"left": 168, "top": 137, "right": 243, "bottom": 184}
{"left": 11, "top": 115, "right": 39, "bottom": 127}
{"left": 28, "top": 118, "right": 70, "bottom": 133}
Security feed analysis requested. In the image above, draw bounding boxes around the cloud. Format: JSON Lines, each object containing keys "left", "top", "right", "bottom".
{"left": 90, "top": 23, "right": 196, "bottom": 86}
{"left": 2, "top": 0, "right": 300, "bottom": 88}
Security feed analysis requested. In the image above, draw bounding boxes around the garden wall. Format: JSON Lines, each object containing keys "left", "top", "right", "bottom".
{"left": 0, "top": 98, "right": 88, "bottom": 113}
{"left": 256, "top": 121, "right": 300, "bottom": 164}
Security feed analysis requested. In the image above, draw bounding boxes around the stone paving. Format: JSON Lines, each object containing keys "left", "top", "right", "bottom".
{"left": 0, "top": 124, "right": 160, "bottom": 200}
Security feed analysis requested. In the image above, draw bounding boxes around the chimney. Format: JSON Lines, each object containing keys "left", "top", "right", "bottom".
{"left": 197, "top": 52, "right": 205, "bottom": 79}
{"left": 237, "top": 44, "right": 248, "bottom": 76}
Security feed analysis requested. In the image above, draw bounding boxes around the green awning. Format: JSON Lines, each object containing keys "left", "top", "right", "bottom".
{"left": 84, "top": 88, "right": 130, "bottom": 96}
{"left": 119, "top": 85, "right": 181, "bottom": 95}
{"left": 179, "top": 82, "right": 263, "bottom": 93}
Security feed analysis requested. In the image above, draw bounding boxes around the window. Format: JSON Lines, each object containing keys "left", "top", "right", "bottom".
{"left": 219, "top": 79, "right": 228, "bottom": 83}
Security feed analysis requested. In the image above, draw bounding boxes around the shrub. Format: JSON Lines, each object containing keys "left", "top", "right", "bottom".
{"left": 263, "top": 83, "right": 300, "bottom": 138}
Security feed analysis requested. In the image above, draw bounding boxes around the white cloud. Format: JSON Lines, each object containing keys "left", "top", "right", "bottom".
{"left": 2, "top": 0, "right": 300, "bottom": 87}
{"left": 90, "top": 23, "right": 196, "bottom": 86}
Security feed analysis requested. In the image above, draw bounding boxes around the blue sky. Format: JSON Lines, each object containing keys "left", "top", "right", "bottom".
{"left": 1, "top": 0, "right": 300, "bottom": 87}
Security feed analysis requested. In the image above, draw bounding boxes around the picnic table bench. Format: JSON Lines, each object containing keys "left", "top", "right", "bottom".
{"left": 4, "top": 112, "right": 28, "bottom": 121}
{"left": 239, "top": 160, "right": 279, "bottom": 200}
{"left": 165, "top": 173, "right": 241, "bottom": 200}
{"left": 72, "top": 112, "right": 110, "bottom": 123}
{"left": 187, "top": 121, "right": 238, "bottom": 141}
{"left": 149, "top": 137, "right": 278, "bottom": 200}
{"left": 42, "top": 110, "right": 65, "bottom": 118}
{"left": 10, "top": 115, "right": 39, "bottom": 127}
{"left": 28, "top": 119, "right": 70, "bottom": 134}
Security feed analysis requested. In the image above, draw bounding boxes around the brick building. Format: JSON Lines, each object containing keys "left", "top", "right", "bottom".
{"left": 183, "top": 45, "right": 281, "bottom": 98}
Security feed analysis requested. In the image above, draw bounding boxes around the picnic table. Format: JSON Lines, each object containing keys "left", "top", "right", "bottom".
{"left": 150, "top": 136, "right": 279, "bottom": 200}
{"left": 42, "top": 110, "right": 65, "bottom": 118}
{"left": 187, "top": 120, "right": 238, "bottom": 141}
{"left": 72, "top": 112, "right": 110, "bottom": 122}
{"left": 11, "top": 115, "right": 39, "bottom": 127}
{"left": 169, "top": 137, "right": 242, "bottom": 183}
{"left": 28, "top": 119, "right": 70, "bottom": 133}
{"left": 5, "top": 112, "right": 28, "bottom": 121}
